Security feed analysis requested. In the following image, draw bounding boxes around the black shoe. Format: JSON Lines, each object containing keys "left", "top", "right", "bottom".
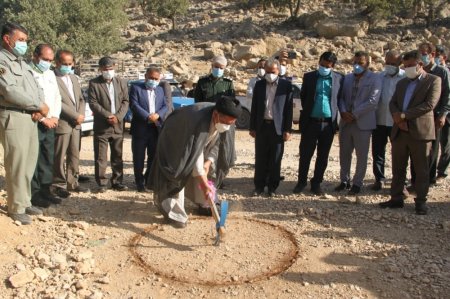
{"left": 137, "top": 185, "right": 147, "bottom": 193}
{"left": 293, "top": 182, "right": 306, "bottom": 194}
{"left": 96, "top": 185, "right": 108, "bottom": 193}
{"left": 197, "top": 206, "right": 212, "bottom": 217}
{"left": 31, "top": 193, "right": 51, "bottom": 208}
{"left": 379, "top": 199, "right": 404, "bottom": 209}
{"left": 44, "top": 194, "right": 62, "bottom": 204}
{"left": 252, "top": 189, "right": 264, "bottom": 196}
{"left": 165, "top": 218, "right": 187, "bottom": 229}
{"left": 371, "top": 181, "right": 384, "bottom": 191}
{"left": 406, "top": 184, "right": 416, "bottom": 194}
{"left": 311, "top": 185, "right": 324, "bottom": 196}
{"left": 429, "top": 180, "right": 437, "bottom": 187}
{"left": 280, "top": 176, "right": 285, "bottom": 181}
{"left": 348, "top": 185, "right": 361, "bottom": 196}
{"left": 112, "top": 183, "right": 128, "bottom": 191}
{"left": 268, "top": 190, "right": 276, "bottom": 197}
{"left": 436, "top": 174, "right": 446, "bottom": 181}
{"left": 415, "top": 201, "right": 428, "bottom": 215}
{"left": 68, "top": 185, "right": 90, "bottom": 193}
{"left": 334, "top": 182, "right": 350, "bottom": 191}
{"left": 78, "top": 175, "right": 90, "bottom": 183}
{"left": 54, "top": 187, "right": 70, "bottom": 199}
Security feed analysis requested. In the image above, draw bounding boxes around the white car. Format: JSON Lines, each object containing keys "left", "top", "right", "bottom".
{"left": 235, "top": 83, "right": 302, "bottom": 129}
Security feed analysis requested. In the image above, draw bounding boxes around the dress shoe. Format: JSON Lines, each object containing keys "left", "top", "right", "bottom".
{"left": 25, "top": 206, "right": 43, "bottom": 215}
{"left": 96, "top": 185, "right": 108, "bottom": 193}
{"left": 293, "top": 182, "right": 307, "bottom": 194}
{"left": 137, "top": 185, "right": 147, "bottom": 193}
{"left": 429, "top": 180, "right": 437, "bottom": 187}
{"left": 334, "top": 182, "right": 350, "bottom": 191}
{"left": 31, "top": 193, "right": 51, "bottom": 208}
{"left": 415, "top": 201, "right": 428, "bottom": 215}
{"left": 406, "top": 184, "right": 416, "bottom": 194}
{"left": 78, "top": 175, "right": 90, "bottom": 183}
{"left": 112, "top": 183, "right": 128, "bottom": 191}
{"left": 252, "top": 189, "right": 264, "bottom": 196}
{"left": 348, "top": 185, "right": 361, "bottom": 196}
{"left": 311, "top": 185, "right": 324, "bottom": 196}
{"left": 41, "top": 192, "right": 62, "bottom": 204}
{"left": 165, "top": 218, "right": 187, "bottom": 229}
{"left": 54, "top": 187, "right": 70, "bottom": 199}
{"left": 68, "top": 185, "right": 90, "bottom": 193}
{"left": 8, "top": 213, "right": 32, "bottom": 225}
{"left": 268, "top": 190, "right": 277, "bottom": 197}
{"left": 371, "top": 181, "right": 384, "bottom": 191}
{"left": 379, "top": 199, "right": 404, "bottom": 209}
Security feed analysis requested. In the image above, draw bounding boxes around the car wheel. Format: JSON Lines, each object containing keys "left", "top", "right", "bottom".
{"left": 236, "top": 108, "right": 251, "bottom": 129}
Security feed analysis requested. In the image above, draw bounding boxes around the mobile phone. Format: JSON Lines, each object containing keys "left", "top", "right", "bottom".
{"left": 288, "top": 51, "right": 297, "bottom": 59}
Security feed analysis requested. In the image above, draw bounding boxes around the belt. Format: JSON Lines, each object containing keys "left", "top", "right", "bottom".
{"left": 311, "top": 117, "right": 331, "bottom": 123}
{"left": 0, "top": 105, "right": 32, "bottom": 114}
{"left": 263, "top": 119, "right": 274, "bottom": 124}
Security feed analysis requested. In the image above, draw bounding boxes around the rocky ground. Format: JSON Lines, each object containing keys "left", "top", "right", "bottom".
{"left": 1, "top": 129, "right": 450, "bottom": 299}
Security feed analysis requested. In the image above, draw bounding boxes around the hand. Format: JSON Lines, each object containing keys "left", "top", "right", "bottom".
{"left": 392, "top": 112, "right": 403, "bottom": 124}
{"left": 203, "top": 160, "right": 212, "bottom": 176}
{"left": 341, "top": 112, "right": 355, "bottom": 123}
{"left": 76, "top": 114, "right": 85, "bottom": 125}
{"left": 149, "top": 113, "right": 159, "bottom": 123}
{"left": 197, "top": 175, "right": 213, "bottom": 201}
{"left": 249, "top": 130, "right": 256, "bottom": 138}
{"left": 31, "top": 112, "right": 43, "bottom": 122}
{"left": 39, "top": 103, "right": 49, "bottom": 117}
{"left": 107, "top": 115, "right": 118, "bottom": 125}
{"left": 436, "top": 116, "right": 446, "bottom": 129}
{"left": 41, "top": 118, "right": 57, "bottom": 129}
{"left": 283, "top": 132, "right": 291, "bottom": 141}
{"left": 398, "top": 121, "right": 408, "bottom": 131}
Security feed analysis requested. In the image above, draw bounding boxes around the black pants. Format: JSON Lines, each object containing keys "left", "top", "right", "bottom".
{"left": 437, "top": 121, "right": 450, "bottom": 177}
{"left": 297, "top": 120, "right": 334, "bottom": 187}
{"left": 254, "top": 121, "right": 284, "bottom": 191}
{"left": 411, "top": 127, "right": 441, "bottom": 184}
{"left": 94, "top": 131, "right": 124, "bottom": 186}
{"left": 31, "top": 123, "right": 55, "bottom": 196}
{"left": 371, "top": 125, "right": 392, "bottom": 182}
{"left": 131, "top": 126, "right": 158, "bottom": 189}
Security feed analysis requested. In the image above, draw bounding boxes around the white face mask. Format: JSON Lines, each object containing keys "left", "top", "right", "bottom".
{"left": 265, "top": 73, "right": 278, "bottom": 83}
{"left": 215, "top": 122, "right": 230, "bottom": 133}
{"left": 257, "top": 68, "right": 265, "bottom": 77}
{"left": 405, "top": 66, "right": 419, "bottom": 79}
{"left": 102, "top": 70, "right": 115, "bottom": 80}
{"left": 280, "top": 65, "right": 287, "bottom": 76}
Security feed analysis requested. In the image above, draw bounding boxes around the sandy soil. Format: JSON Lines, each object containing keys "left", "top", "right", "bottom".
{"left": 1, "top": 128, "right": 450, "bottom": 299}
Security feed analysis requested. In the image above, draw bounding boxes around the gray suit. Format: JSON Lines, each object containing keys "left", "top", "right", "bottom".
{"left": 53, "top": 74, "right": 85, "bottom": 190}
{"left": 338, "top": 71, "right": 382, "bottom": 187}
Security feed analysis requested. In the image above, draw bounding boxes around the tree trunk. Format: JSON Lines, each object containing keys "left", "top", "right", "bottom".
{"left": 293, "top": 0, "right": 301, "bottom": 17}
{"left": 288, "top": 0, "right": 294, "bottom": 16}
{"left": 171, "top": 16, "right": 176, "bottom": 30}
{"left": 426, "top": 1, "right": 434, "bottom": 28}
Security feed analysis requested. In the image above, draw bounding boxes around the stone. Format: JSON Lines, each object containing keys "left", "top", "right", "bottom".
{"left": 96, "top": 276, "right": 110, "bottom": 284}
{"left": 9, "top": 270, "right": 35, "bottom": 288}
{"left": 72, "top": 221, "right": 90, "bottom": 230}
{"left": 74, "top": 250, "right": 93, "bottom": 262}
{"left": 333, "top": 36, "right": 353, "bottom": 48}
{"left": 316, "top": 21, "right": 369, "bottom": 39}
{"left": 232, "top": 41, "right": 267, "bottom": 61}
{"left": 75, "top": 261, "right": 93, "bottom": 274}
{"left": 204, "top": 47, "right": 224, "bottom": 60}
{"left": 296, "top": 11, "right": 329, "bottom": 29}
{"left": 170, "top": 61, "right": 190, "bottom": 76}
{"left": 89, "top": 291, "right": 104, "bottom": 299}
{"left": 32, "top": 268, "right": 49, "bottom": 281}
{"left": 428, "top": 36, "right": 441, "bottom": 46}
{"left": 76, "top": 280, "right": 89, "bottom": 290}
{"left": 17, "top": 246, "right": 35, "bottom": 258}
{"left": 264, "top": 36, "right": 287, "bottom": 57}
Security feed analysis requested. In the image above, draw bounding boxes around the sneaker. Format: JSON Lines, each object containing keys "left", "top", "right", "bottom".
{"left": 8, "top": 213, "right": 32, "bottom": 225}
{"left": 334, "top": 182, "right": 350, "bottom": 191}
{"left": 25, "top": 206, "right": 43, "bottom": 215}
{"left": 111, "top": 183, "right": 128, "bottom": 191}
{"left": 348, "top": 185, "right": 361, "bottom": 196}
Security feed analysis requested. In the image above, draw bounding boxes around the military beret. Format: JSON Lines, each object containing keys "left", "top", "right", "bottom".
{"left": 215, "top": 96, "right": 242, "bottom": 118}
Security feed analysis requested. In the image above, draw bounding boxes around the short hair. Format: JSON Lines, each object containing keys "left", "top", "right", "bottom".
{"left": 33, "top": 44, "right": 53, "bottom": 57}
{"left": 257, "top": 58, "right": 267, "bottom": 64}
{"left": 55, "top": 50, "right": 74, "bottom": 63}
{"left": 385, "top": 50, "right": 401, "bottom": 59}
{"left": 436, "top": 45, "right": 447, "bottom": 56}
{"left": 98, "top": 56, "right": 115, "bottom": 67}
{"left": 319, "top": 51, "right": 338, "bottom": 66}
{"left": 354, "top": 51, "right": 370, "bottom": 62}
{"left": 403, "top": 50, "right": 421, "bottom": 62}
{"left": 1, "top": 22, "right": 28, "bottom": 38}
{"left": 146, "top": 66, "right": 160, "bottom": 74}
{"left": 265, "top": 58, "right": 280, "bottom": 70}
{"left": 419, "top": 42, "right": 436, "bottom": 54}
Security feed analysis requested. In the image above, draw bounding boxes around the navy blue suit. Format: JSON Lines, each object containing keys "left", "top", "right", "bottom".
{"left": 129, "top": 83, "right": 168, "bottom": 189}
{"left": 250, "top": 78, "right": 293, "bottom": 192}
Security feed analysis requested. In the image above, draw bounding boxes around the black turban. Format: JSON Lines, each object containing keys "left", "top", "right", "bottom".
{"left": 215, "top": 96, "right": 242, "bottom": 118}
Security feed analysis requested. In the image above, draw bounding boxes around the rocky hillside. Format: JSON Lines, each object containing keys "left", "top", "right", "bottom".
{"left": 80, "top": 0, "right": 450, "bottom": 95}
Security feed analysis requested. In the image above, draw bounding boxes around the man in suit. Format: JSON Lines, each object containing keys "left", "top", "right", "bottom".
{"left": 336, "top": 51, "right": 382, "bottom": 195}
{"left": 380, "top": 50, "right": 441, "bottom": 215}
{"left": 88, "top": 57, "right": 129, "bottom": 192}
{"left": 293, "top": 52, "right": 344, "bottom": 195}
{"left": 250, "top": 58, "right": 293, "bottom": 197}
{"left": 53, "top": 50, "right": 87, "bottom": 198}
{"left": 129, "top": 67, "right": 169, "bottom": 192}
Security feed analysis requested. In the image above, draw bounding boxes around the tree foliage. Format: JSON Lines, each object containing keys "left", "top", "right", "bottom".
{"left": 142, "top": 0, "right": 189, "bottom": 30}
{"left": 0, "top": 0, "right": 128, "bottom": 58}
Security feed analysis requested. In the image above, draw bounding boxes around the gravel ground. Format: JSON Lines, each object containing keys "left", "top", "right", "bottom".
{"left": 1, "top": 128, "right": 450, "bottom": 299}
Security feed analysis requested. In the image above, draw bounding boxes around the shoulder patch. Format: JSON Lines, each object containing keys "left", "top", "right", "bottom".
{"left": 0, "top": 68, "right": 5, "bottom": 76}
{"left": 222, "top": 77, "right": 233, "bottom": 82}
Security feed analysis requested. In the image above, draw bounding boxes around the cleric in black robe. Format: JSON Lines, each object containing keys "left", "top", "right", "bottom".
{"left": 147, "top": 96, "right": 242, "bottom": 228}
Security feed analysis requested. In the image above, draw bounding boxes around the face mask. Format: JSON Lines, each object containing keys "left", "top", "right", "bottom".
{"left": 257, "top": 68, "right": 265, "bottom": 77}
{"left": 265, "top": 73, "right": 278, "bottom": 83}
{"left": 384, "top": 65, "right": 399, "bottom": 76}
{"left": 212, "top": 67, "right": 224, "bottom": 78}
{"left": 145, "top": 79, "right": 159, "bottom": 89}
{"left": 421, "top": 54, "right": 430, "bottom": 66}
{"left": 37, "top": 60, "right": 52, "bottom": 72}
{"left": 59, "top": 65, "right": 72, "bottom": 75}
{"left": 405, "top": 66, "right": 420, "bottom": 79}
{"left": 12, "top": 41, "right": 28, "bottom": 57}
{"left": 280, "top": 65, "right": 287, "bottom": 76}
{"left": 102, "top": 70, "right": 115, "bottom": 80}
{"left": 215, "top": 122, "right": 230, "bottom": 133}
{"left": 435, "top": 57, "right": 442, "bottom": 66}
{"left": 318, "top": 65, "right": 331, "bottom": 76}
{"left": 353, "top": 64, "right": 365, "bottom": 75}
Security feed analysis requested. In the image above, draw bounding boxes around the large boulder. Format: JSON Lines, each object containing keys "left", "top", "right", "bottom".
{"left": 296, "top": 11, "right": 330, "bottom": 29}
{"left": 232, "top": 40, "right": 267, "bottom": 61}
{"left": 316, "top": 21, "right": 369, "bottom": 39}
{"left": 264, "top": 35, "right": 287, "bottom": 57}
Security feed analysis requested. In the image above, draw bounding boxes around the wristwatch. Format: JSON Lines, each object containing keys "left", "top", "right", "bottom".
{"left": 400, "top": 113, "right": 406, "bottom": 120}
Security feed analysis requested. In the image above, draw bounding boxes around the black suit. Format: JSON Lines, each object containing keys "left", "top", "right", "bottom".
{"left": 250, "top": 78, "right": 293, "bottom": 192}
{"left": 297, "top": 70, "right": 343, "bottom": 188}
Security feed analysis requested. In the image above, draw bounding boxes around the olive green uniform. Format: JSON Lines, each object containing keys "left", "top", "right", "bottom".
{"left": 194, "top": 75, "right": 235, "bottom": 103}
{"left": 0, "top": 47, "right": 44, "bottom": 214}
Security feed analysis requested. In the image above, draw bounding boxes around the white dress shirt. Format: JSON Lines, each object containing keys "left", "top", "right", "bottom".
{"left": 264, "top": 79, "right": 278, "bottom": 120}
{"left": 31, "top": 67, "right": 62, "bottom": 119}
{"left": 106, "top": 82, "right": 116, "bottom": 114}
{"left": 146, "top": 89, "right": 156, "bottom": 114}
{"left": 60, "top": 75, "right": 76, "bottom": 105}
{"left": 376, "top": 69, "right": 405, "bottom": 126}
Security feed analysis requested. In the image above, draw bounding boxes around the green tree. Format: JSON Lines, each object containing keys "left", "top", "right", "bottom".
{"left": 144, "top": 0, "right": 189, "bottom": 30}
{"left": 0, "top": 0, "right": 128, "bottom": 58}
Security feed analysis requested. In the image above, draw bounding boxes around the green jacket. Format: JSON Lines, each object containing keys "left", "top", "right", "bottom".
{"left": 194, "top": 75, "right": 235, "bottom": 103}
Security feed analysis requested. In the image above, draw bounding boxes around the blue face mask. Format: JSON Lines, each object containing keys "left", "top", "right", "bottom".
{"left": 145, "top": 80, "right": 159, "bottom": 89}
{"left": 60, "top": 65, "right": 72, "bottom": 75}
{"left": 69, "top": 69, "right": 75, "bottom": 75}
{"left": 212, "top": 67, "right": 224, "bottom": 78}
{"left": 318, "top": 65, "right": 331, "bottom": 76}
{"left": 37, "top": 60, "right": 51, "bottom": 72}
{"left": 353, "top": 64, "right": 365, "bottom": 75}
{"left": 435, "top": 57, "right": 442, "bottom": 66}
{"left": 421, "top": 54, "right": 430, "bottom": 66}
{"left": 12, "top": 41, "right": 28, "bottom": 57}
